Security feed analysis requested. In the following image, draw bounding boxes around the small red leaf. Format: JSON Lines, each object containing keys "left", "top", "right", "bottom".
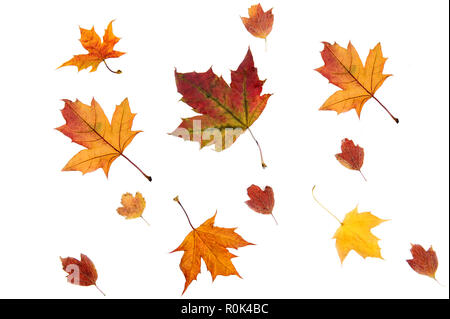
{"left": 335, "top": 138, "right": 366, "bottom": 180}
{"left": 60, "top": 253, "right": 105, "bottom": 295}
{"left": 407, "top": 244, "right": 439, "bottom": 279}
{"left": 245, "top": 185, "right": 277, "bottom": 224}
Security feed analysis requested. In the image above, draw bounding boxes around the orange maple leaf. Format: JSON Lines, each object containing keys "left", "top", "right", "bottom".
{"left": 407, "top": 244, "right": 439, "bottom": 280}
{"left": 316, "top": 42, "right": 398, "bottom": 123}
{"left": 241, "top": 4, "right": 274, "bottom": 40}
{"left": 58, "top": 20, "right": 125, "bottom": 74}
{"left": 335, "top": 138, "right": 366, "bottom": 181}
{"left": 172, "top": 197, "right": 253, "bottom": 294}
{"left": 60, "top": 253, "right": 105, "bottom": 296}
{"left": 56, "top": 98, "right": 151, "bottom": 181}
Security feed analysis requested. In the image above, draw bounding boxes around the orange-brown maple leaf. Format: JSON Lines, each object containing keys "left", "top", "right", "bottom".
{"left": 407, "top": 244, "right": 439, "bottom": 279}
{"left": 241, "top": 4, "right": 274, "bottom": 40}
{"left": 316, "top": 42, "right": 398, "bottom": 123}
{"left": 245, "top": 185, "right": 277, "bottom": 224}
{"left": 58, "top": 20, "right": 125, "bottom": 73}
{"left": 172, "top": 212, "right": 253, "bottom": 294}
{"left": 56, "top": 98, "right": 151, "bottom": 181}
{"left": 60, "top": 253, "right": 105, "bottom": 295}
{"left": 335, "top": 138, "right": 366, "bottom": 181}
{"left": 117, "top": 192, "right": 146, "bottom": 219}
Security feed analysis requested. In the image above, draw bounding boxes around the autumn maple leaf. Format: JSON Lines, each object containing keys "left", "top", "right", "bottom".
{"left": 60, "top": 253, "right": 105, "bottom": 295}
{"left": 316, "top": 42, "right": 398, "bottom": 123}
{"left": 56, "top": 98, "right": 151, "bottom": 181}
{"left": 117, "top": 192, "right": 150, "bottom": 225}
{"left": 241, "top": 4, "right": 274, "bottom": 43}
{"left": 172, "top": 196, "right": 253, "bottom": 294}
{"left": 407, "top": 244, "right": 439, "bottom": 280}
{"left": 335, "top": 138, "right": 366, "bottom": 181}
{"left": 245, "top": 184, "right": 277, "bottom": 224}
{"left": 312, "top": 186, "right": 387, "bottom": 263}
{"left": 58, "top": 20, "right": 125, "bottom": 74}
{"left": 171, "top": 48, "right": 271, "bottom": 168}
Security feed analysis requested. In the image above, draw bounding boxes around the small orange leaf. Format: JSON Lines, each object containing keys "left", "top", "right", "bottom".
{"left": 117, "top": 192, "right": 146, "bottom": 219}
{"left": 172, "top": 211, "right": 253, "bottom": 294}
{"left": 335, "top": 138, "right": 366, "bottom": 181}
{"left": 407, "top": 244, "right": 439, "bottom": 279}
{"left": 60, "top": 253, "right": 105, "bottom": 295}
{"left": 58, "top": 20, "right": 125, "bottom": 73}
{"left": 241, "top": 4, "right": 274, "bottom": 40}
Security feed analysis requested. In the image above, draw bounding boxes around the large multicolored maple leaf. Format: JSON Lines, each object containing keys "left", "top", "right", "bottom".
{"left": 58, "top": 20, "right": 125, "bottom": 74}
{"left": 316, "top": 42, "right": 398, "bottom": 123}
{"left": 171, "top": 48, "right": 271, "bottom": 168}
{"left": 56, "top": 98, "right": 151, "bottom": 181}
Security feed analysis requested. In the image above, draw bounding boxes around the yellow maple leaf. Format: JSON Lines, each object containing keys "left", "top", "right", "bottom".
{"left": 334, "top": 206, "right": 387, "bottom": 263}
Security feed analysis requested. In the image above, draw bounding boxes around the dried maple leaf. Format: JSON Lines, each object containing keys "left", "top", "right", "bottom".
{"left": 245, "top": 184, "right": 277, "bottom": 224}
{"left": 241, "top": 4, "right": 274, "bottom": 40}
{"left": 407, "top": 244, "right": 439, "bottom": 280}
{"left": 172, "top": 196, "right": 253, "bottom": 294}
{"left": 316, "top": 42, "right": 398, "bottom": 123}
{"left": 60, "top": 253, "right": 105, "bottom": 295}
{"left": 335, "top": 138, "right": 366, "bottom": 181}
{"left": 56, "top": 98, "right": 151, "bottom": 181}
{"left": 58, "top": 20, "right": 125, "bottom": 74}
{"left": 312, "top": 186, "right": 387, "bottom": 263}
{"left": 117, "top": 192, "right": 150, "bottom": 225}
{"left": 171, "top": 48, "right": 271, "bottom": 168}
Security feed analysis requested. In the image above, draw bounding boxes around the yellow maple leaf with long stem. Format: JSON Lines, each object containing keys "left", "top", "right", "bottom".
{"left": 312, "top": 186, "right": 387, "bottom": 263}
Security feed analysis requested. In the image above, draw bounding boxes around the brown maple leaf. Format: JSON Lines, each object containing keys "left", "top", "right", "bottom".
{"left": 407, "top": 244, "right": 439, "bottom": 280}
{"left": 60, "top": 253, "right": 105, "bottom": 295}
{"left": 172, "top": 196, "right": 253, "bottom": 294}
{"left": 335, "top": 138, "right": 366, "bottom": 181}
{"left": 56, "top": 98, "right": 151, "bottom": 181}
{"left": 58, "top": 20, "right": 125, "bottom": 74}
{"left": 245, "top": 184, "right": 277, "bottom": 224}
{"left": 241, "top": 4, "right": 274, "bottom": 41}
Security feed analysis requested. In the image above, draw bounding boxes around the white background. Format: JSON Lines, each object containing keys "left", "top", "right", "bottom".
{"left": 0, "top": 0, "right": 448, "bottom": 299}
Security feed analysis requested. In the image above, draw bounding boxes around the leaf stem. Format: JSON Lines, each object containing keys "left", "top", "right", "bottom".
{"left": 264, "top": 37, "right": 268, "bottom": 52}
{"left": 174, "top": 196, "right": 195, "bottom": 230}
{"left": 372, "top": 95, "right": 399, "bottom": 124}
{"left": 120, "top": 153, "right": 152, "bottom": 182}
{"left": 141, "top": 216, "right": 150, "bottom": 226}
{"left": 247, "top": 127, "right": 267, "bottom": 168}
{"left": 359, "top": 170, "right": 367, "bottom": 182}
{"left": 95, "top": 284, "right": 106, "bottom": 296}
{"left": 271, "top": 213, "right": 278, "bottom": 225}
{"left": 312, "top": 185, "right": 342, "bottom": 225}
{"left": 102, "top": 59, "right": 122, "bottom": 74}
